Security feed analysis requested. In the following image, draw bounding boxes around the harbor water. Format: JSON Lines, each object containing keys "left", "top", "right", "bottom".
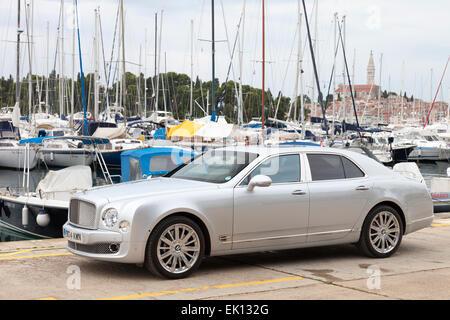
{"left": 0, "top": 161, "right": 449, "bottom": 242}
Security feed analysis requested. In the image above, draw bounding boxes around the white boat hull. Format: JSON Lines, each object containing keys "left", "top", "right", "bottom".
{"left": 408, "top": 147, "right": 450, "bottom": 161}
{"left": 38, "top": 150, "right": 95, "bottom": 167}
{"left": 0, "top": 147, "right": 38, "bottom": 169}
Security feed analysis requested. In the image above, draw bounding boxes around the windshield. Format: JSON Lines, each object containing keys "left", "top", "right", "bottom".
{"left": 168, "top": 150, "right": 258, "bottom": 184}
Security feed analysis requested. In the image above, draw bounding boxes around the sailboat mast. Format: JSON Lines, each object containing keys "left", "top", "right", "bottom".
{"left": 300, "top": 9, "right": 305, "bottom": 138}
{"left": 94, "top": 7, "right": 100, "bottom": 120}
{"left": 154, "top": 12, "right": 157, "bottom": 112}
{"left": 71, "top": 0, "right": 76, "bottom": 126}
{"left": 352, "top": 49, "right": 356, "bottom": 124}
{"left": 115, "top": 20, "right": 121, "bottom": 108}
{"left": 162, "top": 51, "right": 167, "bottom": 112}
{"left": 59, "top": 0, "right": 65, "bottom": 117}
{"left": 261, "top": 0, "right": 265, "bottom": 142}
{"left": 331, "top": 12, "right": 337, "bottom": 138}
{"left": 120, "top": 0, "right": 127, "bottom": 124}
{"left": 156, "top": 11, "right": 164, "bottom": 114}
{"left": 32, "top": 0, "right": 37, "bottom": 112}
{"left": 16, "top": 0, "right": 21, "bottom": 105}
{"left": 292, "top": 0, "right": 302, "bottom": 123}
{"left": 190, "top": 19, "right": 194, "bottom": 119}
{"left": 311, "top": 0, "right": 318, "bottom": 119}
{"left": 25, "top": 2, "right": 33, "bottom": 119}
{"left": 45, "top": 21, "right": 49, "bottom": 112}
{"left": 238, "top": 0, "right": 246, "bottom": 126}
{"left": 138, "top": 44, "right": 142, "bottom": 116}
{"left": 144, "top": 28, "right": 147, "bottom": 118}
{"left": 341, "top": 15, "right": 346, "bottom": 125}
{"left": 211, "top": 0, "right": 216, "bottom": 120}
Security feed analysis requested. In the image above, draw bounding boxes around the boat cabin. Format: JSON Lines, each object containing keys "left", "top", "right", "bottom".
{"left": 121, "top": 147, "right": 197, "bottom": 182}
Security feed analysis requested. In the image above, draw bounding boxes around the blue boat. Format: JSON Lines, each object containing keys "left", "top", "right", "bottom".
{"left": 120, "top": 147, "right": 198, "bottom": 182}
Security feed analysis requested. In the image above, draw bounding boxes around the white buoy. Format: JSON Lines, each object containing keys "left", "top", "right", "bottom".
{"left": 36, "top": 211, "right": 50, "bottom": 227}
{"left": 22, "top": 206, "right": 29, "bottom": 228}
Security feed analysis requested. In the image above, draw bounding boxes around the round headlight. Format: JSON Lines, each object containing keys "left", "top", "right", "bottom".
{"left": 102, "top": 208, "right": 118, "bottom": 228}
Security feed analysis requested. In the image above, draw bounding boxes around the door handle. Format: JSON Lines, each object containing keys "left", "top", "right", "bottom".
{"left": 292, "top": 190, "right": 307, "bottom": 195}
{"left": 356, "top": 186, "right": 370, "bottom": 191}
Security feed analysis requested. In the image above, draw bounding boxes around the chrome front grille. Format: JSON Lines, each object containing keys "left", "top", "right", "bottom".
{"left": 69, "top": 199, "right": 97, "bottom": 229}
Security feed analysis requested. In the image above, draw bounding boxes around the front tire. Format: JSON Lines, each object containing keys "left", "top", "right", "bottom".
{"left": 145, "top": 216, "right": 205, "bottom": 279}
{"left": 358, "top": 205, "right": 403, "bottom": 258}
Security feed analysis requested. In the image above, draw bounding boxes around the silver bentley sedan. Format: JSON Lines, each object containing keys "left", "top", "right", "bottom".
{"left": 64, "top": 146, "right": 434, "bottom": 279}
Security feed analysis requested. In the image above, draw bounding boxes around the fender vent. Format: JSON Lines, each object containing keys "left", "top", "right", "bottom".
{"left": 219, "top": 235, "right": 231, "bottom": 242}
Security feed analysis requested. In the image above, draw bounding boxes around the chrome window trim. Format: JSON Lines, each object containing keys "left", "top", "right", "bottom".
{"left": 234, "top": 152, "right": 303, "bottom": 188}
{"left": 304, "top": 152, "right": 368, "bottom": 183}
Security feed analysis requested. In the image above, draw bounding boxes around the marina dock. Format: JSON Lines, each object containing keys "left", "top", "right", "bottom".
{"left": 1, "top": 213, "right": 449, "bottom": 300}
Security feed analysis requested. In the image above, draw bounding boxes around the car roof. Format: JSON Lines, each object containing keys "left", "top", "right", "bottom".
{"left": 216, "top": 145, "right": 350, "bottom": 156}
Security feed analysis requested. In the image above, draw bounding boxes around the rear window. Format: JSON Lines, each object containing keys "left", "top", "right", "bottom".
{"left": 307, "top": 154, "right": 364, "bottom": 181}
{"left": 308, "top": 154, "right": 345, "bottom": 181}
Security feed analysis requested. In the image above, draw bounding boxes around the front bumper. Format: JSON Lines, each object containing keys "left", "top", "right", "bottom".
{"left": 63, "top": 222, "right": 143, "bottom": 264}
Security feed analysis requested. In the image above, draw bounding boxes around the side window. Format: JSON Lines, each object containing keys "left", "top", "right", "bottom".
{"left": 242, "top": 154, "right": 300, "bottom": 185}
{"left": 307, "top": 154, "right": 345, "bottom": 181}
{"left": 341, "top": 156, "right": 365, "bottom": 178}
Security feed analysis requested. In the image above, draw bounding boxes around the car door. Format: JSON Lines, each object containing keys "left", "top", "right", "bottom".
{"left": 306, "top": 153, "right": 372, "bottom": 242}
{"left": 232, "top": 153, "right": 310, "bottom": 250}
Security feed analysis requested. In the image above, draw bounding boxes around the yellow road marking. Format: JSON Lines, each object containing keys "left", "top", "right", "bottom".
{"left": 98, "top": 276, "right": 303, "bottom": 300}
{"left": 0, "top": 252, "right": 72, "bottom": 261}
{"left": 0, "top": 249, "right": 34, "bottom": 257}
{"left": 38, "top": 297, "right": 57, "bottom": 300}
{"left": 433, "top": 223, "right": 450, "bottom": 227}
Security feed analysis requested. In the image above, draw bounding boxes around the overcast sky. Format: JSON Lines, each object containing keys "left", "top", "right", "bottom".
{"left": 0, "top": 0, "right": 448, "bottom": 103}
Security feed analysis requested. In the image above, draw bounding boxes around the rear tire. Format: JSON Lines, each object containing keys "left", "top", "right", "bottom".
{"left": 358, "top": 205, "right": 403, "bottom": 258}
{"left": 145, "top": 215, "right": 205, "bottom": 279}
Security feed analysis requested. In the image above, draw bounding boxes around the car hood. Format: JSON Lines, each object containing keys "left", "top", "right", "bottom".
{"left": 76, "top": 177, "right": 217, "bottom": 203}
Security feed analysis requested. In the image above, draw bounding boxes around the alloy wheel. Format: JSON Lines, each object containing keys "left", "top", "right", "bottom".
{"left": 156, "top": 223, "right": 201, "bottom": 274}
{"left": 369, "top": 211, "right": 401, "bottom": 254}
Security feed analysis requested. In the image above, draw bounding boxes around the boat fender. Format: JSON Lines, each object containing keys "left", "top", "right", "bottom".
{"left": 22, "top": 206, "right": 29, "bottom": 228}
{"left": 36, "top": 210, "right": 50, "bottom": 227}
{"left": 50, "top": 152, "right": 54, "bottom": 161}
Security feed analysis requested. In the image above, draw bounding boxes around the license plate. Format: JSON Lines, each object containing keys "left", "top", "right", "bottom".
{"left": 64, "top": 228, "right": 83, "bottom": 243}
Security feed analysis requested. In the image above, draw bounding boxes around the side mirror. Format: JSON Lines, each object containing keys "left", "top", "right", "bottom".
{"left": 247, "top": 175, "right": 272, "bottom": 192}
{"left": 388, "top": 137, "right": 394, "bottom": 144}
